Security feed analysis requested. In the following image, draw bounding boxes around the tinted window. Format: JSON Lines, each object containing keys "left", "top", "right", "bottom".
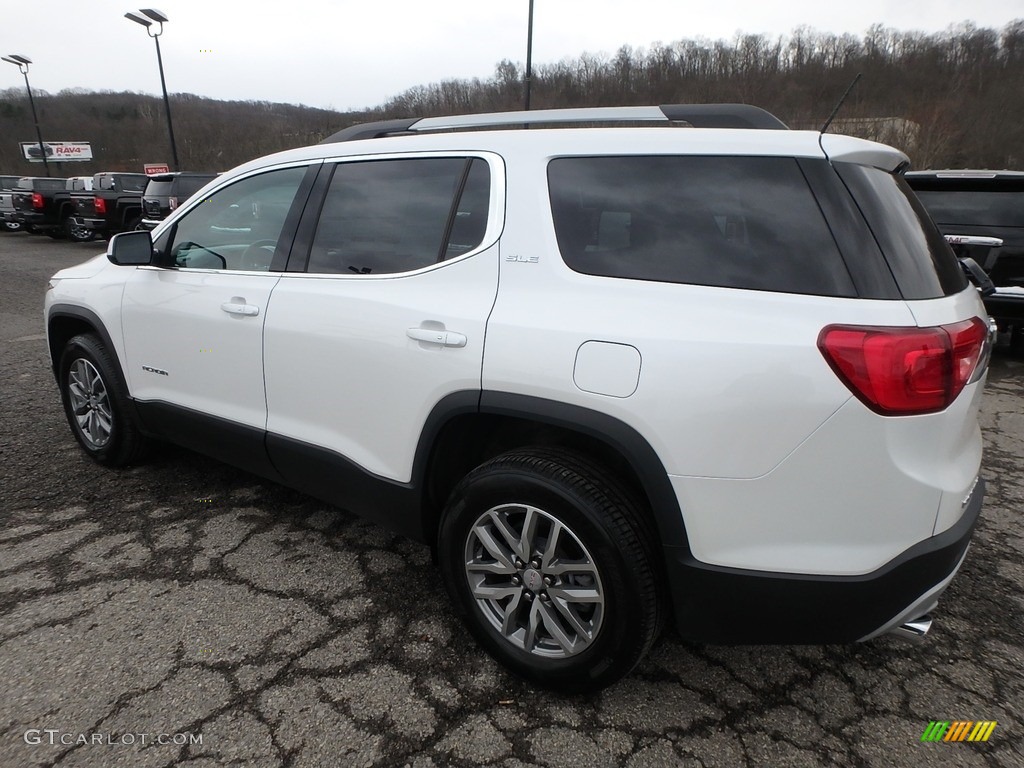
{"left": 308, "top": 157, "right": 490, "bottom": 275}
{"left": 144, "top": 180, "right": 175, "bottom": 197}
{"left": 178, "top": 176, "right": 215, "bottom": 199}
{"left": 913, "top": 190, "right": 1024, "bottom": 228}
{"left": 166, "top": 166, "right": 305, "bottom": 271}
{"left": 547, "top": 156, "right": 856, "bottom": 296}
{"left": 29, "top": 178, "right": 67, "bottom": 192}
{"left": 836, "top": 165, "right": 967, "bottom": 299}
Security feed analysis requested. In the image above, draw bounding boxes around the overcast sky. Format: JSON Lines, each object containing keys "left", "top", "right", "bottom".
{"left": 1, "top": 1, "right": 1021, "bottom": 111}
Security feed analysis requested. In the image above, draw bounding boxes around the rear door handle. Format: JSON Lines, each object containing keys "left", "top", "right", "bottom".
{"left": 221, "top": 301, "right": 260, "bottom": 317}
{"left": 406, "top": 328, "right": 467, "bottom": 347}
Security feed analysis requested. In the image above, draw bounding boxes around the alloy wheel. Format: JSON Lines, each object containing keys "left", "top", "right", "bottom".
{"left": 67, "top": 358, "right": 113, "bottom": 448}
{"left": 464, "top": 503, "right": 604, "bottom": 658}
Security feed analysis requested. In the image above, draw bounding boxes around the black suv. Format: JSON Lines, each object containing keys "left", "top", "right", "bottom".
{"left": 906, "top": 170, "right": 1024, "bottom": 343}
{"left": 139, "top": 172, "right": 217, "bottom": 230}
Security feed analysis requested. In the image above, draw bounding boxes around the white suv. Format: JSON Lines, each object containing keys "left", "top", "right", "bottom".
{"left": 45, "top": 105, "right": 992, "bottom": 691}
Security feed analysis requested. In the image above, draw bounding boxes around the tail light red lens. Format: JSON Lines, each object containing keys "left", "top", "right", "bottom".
{"left": 31, "top": 193, "right": 44, "bottom": 209}
{"left": 818, "top": 317, "right": 988, "bottom": 415}
{"left": 94, "top": 197, "right": 106, "bottom": 215}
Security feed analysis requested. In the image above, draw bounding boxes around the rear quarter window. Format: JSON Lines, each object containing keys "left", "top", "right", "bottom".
{"left": 547, "top": 156, "right": 856, "bottom": 297}
{"left": 836, "top": 165, "right": 967, "bottom": 299}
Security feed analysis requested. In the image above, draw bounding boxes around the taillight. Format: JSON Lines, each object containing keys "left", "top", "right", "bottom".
{"left": 818, "top": 317, "right": 988, "bottom": 415}
{"left": 31, "top": 192, "right": 43, "bottom": 209}
{"left": 168, "top": 196, "right": 178, "bottom": 211}
{"left": 94, "top": 197, "right": 106, "bottom": 215}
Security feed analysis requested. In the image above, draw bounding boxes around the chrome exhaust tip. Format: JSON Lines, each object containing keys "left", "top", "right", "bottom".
{"left": 890, "top": 615, "right": 932, "bottom": 643}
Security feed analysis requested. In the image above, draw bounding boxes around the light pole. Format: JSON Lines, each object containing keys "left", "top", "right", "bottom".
{"left": 125, "top": 8, "right": 179, "bottom": 170}
{"left": 2, "top": 54, "right": 49, "bottom": 176}
{"left": 524, "top": 0, "right": 535, "bottom": 110}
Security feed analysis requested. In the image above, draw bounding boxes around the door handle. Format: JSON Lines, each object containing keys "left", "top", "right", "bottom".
{"left": 406, "top": 328, "right": 467, "bottom": 347}
{"left": 221, "top": 301, "right": 260, "bottom": 317}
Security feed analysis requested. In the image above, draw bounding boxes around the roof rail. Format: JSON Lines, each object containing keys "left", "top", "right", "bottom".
{"left": 320, "top": 103, "right": 787, "bottom": 144}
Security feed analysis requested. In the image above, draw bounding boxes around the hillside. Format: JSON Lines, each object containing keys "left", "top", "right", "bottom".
{"left": 2, "top": 20, "right": 1022, "bottom": 176}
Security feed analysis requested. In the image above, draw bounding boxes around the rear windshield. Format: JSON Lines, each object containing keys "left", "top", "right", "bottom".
{"left": 17, "top": 178, "right": 66, "bottom": 191}
{"left": 178, "top": 176, "right": 213, "bottom": 199}
{"left": 144, "top": 180, "right": 175, "bottom": 197}
{"left": 97, "top": 174, "right": 148, "bottom": 192}
{"left": 836, "top": 165, "right": 967, "bottom": 299}
{"left": 913, "top": 190, "right": 1024, "bottom": 228}
{"left": 547, "top": 156, "right": 856, "bottom": 296}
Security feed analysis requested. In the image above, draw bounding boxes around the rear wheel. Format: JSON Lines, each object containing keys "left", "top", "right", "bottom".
{"left": 2, "top": 221, "right": 22, "bottom": 233}
{"left": 438, "top": 448, "right": 662, "bottom": 692}
{"left": 64, "top": 217, "right": 95, "bottom": 242}
{"left": 58, "top": 334, "right": 149, "bottom": 466}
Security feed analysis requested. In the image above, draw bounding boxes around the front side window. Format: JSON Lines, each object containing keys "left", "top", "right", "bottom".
{"left": 548, "top": 155, "right": 857, "bottom": 297}
{"left": 165, "top": 166, "right": 306, "bottom": 271}
{"left": 307, "top": 157, "right": 490, "bottom": 275}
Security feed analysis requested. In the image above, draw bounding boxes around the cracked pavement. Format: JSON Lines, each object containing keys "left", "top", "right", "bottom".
{"left": 1, "top": 235, "right": 1022, "bottom": 767}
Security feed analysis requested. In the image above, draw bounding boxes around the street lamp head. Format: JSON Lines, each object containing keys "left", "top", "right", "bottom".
{"left": 124, "top": 11, "right": 153, "bottom": 27}
{"left": 3, "top": 54, "right": 32, "bottom": 65}
{"left": 140, "top": 8, "right": 169, "bottom": 23}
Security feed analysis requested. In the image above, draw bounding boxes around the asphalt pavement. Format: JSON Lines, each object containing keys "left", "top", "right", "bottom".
{"left": 1, "top": 232, "right": 1021, "bottom": 768}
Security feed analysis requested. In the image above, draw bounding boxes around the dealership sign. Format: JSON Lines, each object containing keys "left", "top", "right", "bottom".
{"left": 20, "top": 141, "right": 93, "bottom": 162}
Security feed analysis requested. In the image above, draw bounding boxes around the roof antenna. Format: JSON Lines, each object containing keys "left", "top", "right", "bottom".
{"left": 820, "top": 73, "right": 862, "bottom": 134}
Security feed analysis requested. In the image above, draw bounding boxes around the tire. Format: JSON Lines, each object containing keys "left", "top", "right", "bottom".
{"left": 64, "top": 217, "right": 95, "bottom": 242}
{"left": 2, "top": 221, "right": 22, "bottom": 233}
{"left": 58, "top": 334, "right": 149, "bottom": 466}
{"left": 438, "top": 448, "right": 662, "bottom": 692}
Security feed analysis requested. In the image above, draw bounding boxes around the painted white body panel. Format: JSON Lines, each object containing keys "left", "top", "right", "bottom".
{"left": 121, "top": 268, "right": 280, "bottom": 429}
{"left": 264, "top": 247, "right": 498, "bottom": 481}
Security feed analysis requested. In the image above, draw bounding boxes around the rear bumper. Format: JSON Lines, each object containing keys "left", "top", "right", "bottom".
{"left": 664, "top": 477, "right": 984, "bottom": 644}
{"left": 10, "top": 211, "right": 47, "bottom": 226}
{"left": 984, "top": 288, "right": 1024, "bottom": 323}
{"left": 73, "top": 216, "right": 107, "bottom": 232}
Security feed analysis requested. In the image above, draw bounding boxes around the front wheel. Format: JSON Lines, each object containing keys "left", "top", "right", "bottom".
{"left": 438, "top": 449, "right": 662, "bottom": 692}
{"left": 58, "top": 334, "right": 149, "bottom": 466}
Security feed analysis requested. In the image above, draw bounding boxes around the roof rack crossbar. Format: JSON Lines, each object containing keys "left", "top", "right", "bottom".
{"left": 320, "top": 103, "right": 787, "bottom": 144}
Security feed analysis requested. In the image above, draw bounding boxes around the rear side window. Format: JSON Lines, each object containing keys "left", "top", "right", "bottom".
{"left": 547, "top": 156, "right": 856, "bottom": 296}
{"left": 308, "top": 157, "right": 490, "bottom": 275}
{"left": 836, "top": 165, "right": 967, "bottom": 299}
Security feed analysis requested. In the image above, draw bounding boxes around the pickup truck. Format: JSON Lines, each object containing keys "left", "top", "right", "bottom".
{"left": 5, "top": 177, "right": 71, "bottom": 237}
{"left": 907, "top": 169, "right": 1024, "bottom": 350}
{"left": 0, "top": 175, "right": 21, "bottom": 232}
{"left": 69, "top": 172, "right": 148, "bottom": 239}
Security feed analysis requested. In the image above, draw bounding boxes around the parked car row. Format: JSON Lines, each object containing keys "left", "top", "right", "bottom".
{"left": 0, "top": 171, "right": 217, "bottom": 241}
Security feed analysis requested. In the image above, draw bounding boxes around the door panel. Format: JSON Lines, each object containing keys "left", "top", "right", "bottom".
{"left": 264, "top": 248, "right": 497, "bottom": 482}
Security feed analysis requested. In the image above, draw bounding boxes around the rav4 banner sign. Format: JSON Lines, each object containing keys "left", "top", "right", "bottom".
{"left": 20, "top": 142, "right": 93, "bottom": 162}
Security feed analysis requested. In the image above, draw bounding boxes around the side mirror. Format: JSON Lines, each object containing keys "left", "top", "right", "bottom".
{"left": 106, "top": 230, "right": 155, "bottom": 266}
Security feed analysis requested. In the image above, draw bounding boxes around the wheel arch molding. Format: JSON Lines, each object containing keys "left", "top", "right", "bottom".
{"left": 47, "top": 305, "right": 129, "bottom": 393}
{"left": 416, "top": 390, "right": 690, "bottom": 552}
